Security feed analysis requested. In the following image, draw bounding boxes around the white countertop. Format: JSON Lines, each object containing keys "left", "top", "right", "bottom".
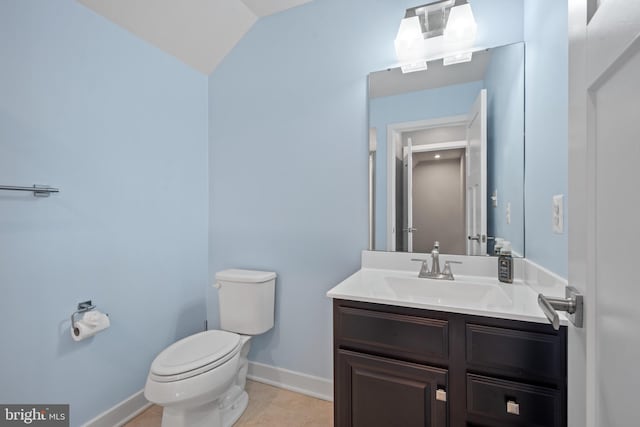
{"left": 326, "top": 267, "right": 568, "bottom": 326}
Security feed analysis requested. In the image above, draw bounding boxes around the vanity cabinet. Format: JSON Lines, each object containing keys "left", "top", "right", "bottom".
{"left": 333, "top": 299, "right": 567, "bottom": 427}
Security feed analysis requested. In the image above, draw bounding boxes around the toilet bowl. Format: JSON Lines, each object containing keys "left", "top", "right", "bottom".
{"left": 144, "top": 269, "right": 276, "bottom": 427}
{"left": 144, "top": 330, "right": 251, "bottom": 427}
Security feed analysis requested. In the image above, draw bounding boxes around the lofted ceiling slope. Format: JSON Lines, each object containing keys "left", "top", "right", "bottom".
{"left": 77, "top": 0, "right": 312, "bottom": 75}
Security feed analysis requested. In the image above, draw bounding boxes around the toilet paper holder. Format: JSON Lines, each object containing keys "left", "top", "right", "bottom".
{"left": 70, "top": 300, "right": 97, "bottom": 329}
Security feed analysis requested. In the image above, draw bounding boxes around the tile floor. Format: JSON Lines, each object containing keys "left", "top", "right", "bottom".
{"left": 124, "top": 380, "right": 333, "bottom": 427}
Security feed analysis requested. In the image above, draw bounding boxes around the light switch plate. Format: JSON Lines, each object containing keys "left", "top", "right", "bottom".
{"left": 553, "top": 194, "right": 564, "bottom": 233}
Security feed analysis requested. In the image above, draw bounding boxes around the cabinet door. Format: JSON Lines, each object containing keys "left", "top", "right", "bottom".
{"left": 336, "top": 349, "right": 448, "bottom": 427}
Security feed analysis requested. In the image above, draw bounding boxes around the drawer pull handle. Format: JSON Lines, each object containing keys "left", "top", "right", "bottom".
{"left": 506, "top": 400, "right": 520, "bottom": 415}
{"left": 435, "top": 388, "right": 447, "bottom": 402}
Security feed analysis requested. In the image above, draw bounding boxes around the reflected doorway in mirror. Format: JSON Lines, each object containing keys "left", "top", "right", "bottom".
{"left": 368, "top": 42, "right": 525, "bottom": 257}
{"left": 385, "top": 90, "right": 486, "bottom": 256}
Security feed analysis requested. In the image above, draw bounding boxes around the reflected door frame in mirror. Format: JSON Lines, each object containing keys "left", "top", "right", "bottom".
{"left": 368, "top": 42, "right": 525, "bottom": 257}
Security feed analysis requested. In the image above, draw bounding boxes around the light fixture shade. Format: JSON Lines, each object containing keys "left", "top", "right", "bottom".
{"left": 443, "top": 51, "right": 473, "bottom": 66}
{"left": 394, "top": 16, "right": 424, "bottom": 64}
{"left": 401, "top": 60, "right": 428, "bottom": 73}
{"left": 443, "top": 3, "right": 477, "bottom": 51}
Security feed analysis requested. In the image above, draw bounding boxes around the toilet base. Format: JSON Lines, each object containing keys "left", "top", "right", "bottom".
{"left": 160, "top": 388, "right": 248, "bottom": 427}
{"left": 222, "top": 390, "right": 248, "bottom": 427}
{"left": 156, "top": 336, "right": 252, "bottom": 427}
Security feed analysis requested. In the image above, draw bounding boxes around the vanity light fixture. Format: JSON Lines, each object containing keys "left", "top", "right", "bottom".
{"left": 401, "top": 60, "right": 428, "bottom": 73}
{"left": 395, "top": 0, "right": 478, "bottom": 73}
{"left": 443, "top": 2, "right": 477, "bottom": 51}
{"left": 394, "top": 14, "right": 429, "bottom": 73}
{"left": 443, "top": 51, "right": 473, "bottom": 66}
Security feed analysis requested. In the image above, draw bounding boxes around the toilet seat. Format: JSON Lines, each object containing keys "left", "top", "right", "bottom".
{"left": 149, "top": 330, "right": 241, "bottom": 383}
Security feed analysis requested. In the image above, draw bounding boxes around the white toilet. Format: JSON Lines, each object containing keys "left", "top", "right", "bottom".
{"left": 144, "top": 269, "right": 276, "bottom": 427}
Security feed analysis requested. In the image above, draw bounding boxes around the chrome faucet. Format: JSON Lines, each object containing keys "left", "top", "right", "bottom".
{"left": 431, "top": 241, "right": 441, "bottom": 275}
{"left": 411, "top": 241, "right": 462, "bottom": 280}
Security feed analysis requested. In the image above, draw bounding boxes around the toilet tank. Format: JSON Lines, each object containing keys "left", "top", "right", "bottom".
{"left": 215, "top": 269, "right": 276, "bottom": 335}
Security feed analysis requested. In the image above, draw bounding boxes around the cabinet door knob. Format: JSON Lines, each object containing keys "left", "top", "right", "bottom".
{"left": 506, "top": 400, "right": 520, "bottom": 415}
{"left": 435, "top": 388, "right": 447, "bottom": 402}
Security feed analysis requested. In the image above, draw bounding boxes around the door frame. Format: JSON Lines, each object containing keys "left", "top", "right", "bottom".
{"left": 465, "top": 89, "right": 488, "bottom": 256}
{"left": 386, "top": 115, "right": 468, "bottom": 251}
{"left": 567, "top": 1, "right": 589, "bottom": 426}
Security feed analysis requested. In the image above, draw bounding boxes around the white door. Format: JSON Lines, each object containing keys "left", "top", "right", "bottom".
{"left": 402, "top": 137, "right": 414, "bottom": 252}
{"left": 569, "top": 1, "right": 640, "bottom": 426}
{"left": 388, "top": 131, "right": 402, "bottom": 251}
{"left": 466, "top": 90, "right": 487, "bottom": 255}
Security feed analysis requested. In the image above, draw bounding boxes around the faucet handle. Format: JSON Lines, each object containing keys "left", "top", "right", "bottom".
{"left": 442, "top": 260, "right": 462, "bottom": 280}
{"left": 411, "top": 258, "right": 430, "bottom": 276}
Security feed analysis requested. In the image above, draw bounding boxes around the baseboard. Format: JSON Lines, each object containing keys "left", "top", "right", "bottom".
{"left": 247, "top": 361, "right": 333, "bottom": 402}
{"left": 81, "top": 363, "right": 332, "bottom": 426}
{"left": 82, "top": 389, "right": 151, "bottom": 427}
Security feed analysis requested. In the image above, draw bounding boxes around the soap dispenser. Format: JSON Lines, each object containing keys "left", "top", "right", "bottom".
{"left": 498, "top": 241, "right": 513, "bottom": 283}
{"left": 494, "top": 238, "right": 504, "bottom": 256}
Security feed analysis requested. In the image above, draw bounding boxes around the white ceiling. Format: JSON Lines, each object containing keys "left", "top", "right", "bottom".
{"left": 77, "top": 0, "right": 312, "bottom": 75}
{"left": 241, "top": 0, "right": 309, "bottom": 17}
{"left": 414, "top": 148, "right": 464, "bottom": 164}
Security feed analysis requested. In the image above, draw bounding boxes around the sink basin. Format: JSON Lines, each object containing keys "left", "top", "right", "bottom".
{"left": 384, "top": 275, "right": 513, "bottom": 309}
{"left": 327, "top": 263, "right": 562, "bottom": 325}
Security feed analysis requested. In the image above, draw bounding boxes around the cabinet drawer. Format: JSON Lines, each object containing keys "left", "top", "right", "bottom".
{"left": 467, "top": 374, "right": 562, "bottom": 427}
{"left": 336, "top": 306, "right": 448, "bottom": 362}
{"left": 466, "top": 323, "right": 564, "bottom": 381}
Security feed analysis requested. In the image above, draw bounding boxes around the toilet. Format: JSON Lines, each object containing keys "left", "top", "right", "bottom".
{"left": 144, "top": 269, "right": 276, "bottom": 427}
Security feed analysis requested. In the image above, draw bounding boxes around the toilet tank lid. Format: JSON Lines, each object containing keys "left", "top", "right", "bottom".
{"left": 216, "top": 269, "right": 276, "bottom": 283}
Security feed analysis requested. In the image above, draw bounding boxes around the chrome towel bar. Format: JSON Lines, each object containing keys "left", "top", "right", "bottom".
{"left": 0, "top": 185, "right": 60, "bottom": 197}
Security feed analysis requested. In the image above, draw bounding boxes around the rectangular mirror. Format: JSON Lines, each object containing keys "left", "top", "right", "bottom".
{"left": 369, "top": 42, "right": 524, "bottom": 257}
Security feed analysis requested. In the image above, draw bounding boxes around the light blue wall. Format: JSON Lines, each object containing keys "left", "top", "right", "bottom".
{"left": 485, "top": 43, "right": 525, "bottom": 255}
{"left": 523, "top": 0, "right": 568, "bottom": 277}
{"left": 0, "top": 0, "right": 569, "bottom": 421}
{"left": 0, "top": 1, "right": 208, "bottom": 425}
{"left": 208, "top": 0, "right": 525, "bottom": 380}
{"left": 369, "top": 81, "right": 485, "bottom": 250}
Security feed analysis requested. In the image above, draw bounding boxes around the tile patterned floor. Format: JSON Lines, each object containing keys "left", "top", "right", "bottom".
{"left": 124, "top": 380, "right": 333, "bottom": 427}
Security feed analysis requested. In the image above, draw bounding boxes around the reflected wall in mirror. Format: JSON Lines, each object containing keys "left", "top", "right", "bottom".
{"left": 369, "top": 42, "right": 524, "bottom": 256}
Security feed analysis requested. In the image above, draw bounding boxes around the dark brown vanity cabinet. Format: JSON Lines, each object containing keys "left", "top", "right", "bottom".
{"left": 333, "top": 299, "right": 567, "bottom": 427}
